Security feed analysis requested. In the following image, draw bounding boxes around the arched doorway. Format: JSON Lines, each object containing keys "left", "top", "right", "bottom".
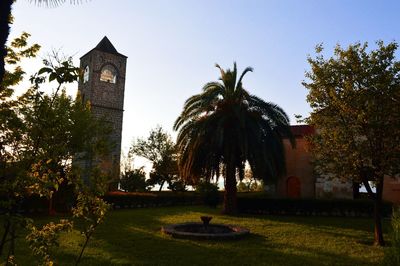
{"left": 287, "top": 176, "right": 301, "bottom": 198}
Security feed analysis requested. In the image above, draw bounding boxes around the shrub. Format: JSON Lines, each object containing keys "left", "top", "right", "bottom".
{"left": 120, "top": 168, "right": 148, "bottom": 192}
{"left": 167, "top": 180, "right": 187, "bottom": 192}
{"left": 195, "top": 182, "right": 220, "bottom": 208}
{"left": 383, "top": 206, "right": 400, "bottom": 265}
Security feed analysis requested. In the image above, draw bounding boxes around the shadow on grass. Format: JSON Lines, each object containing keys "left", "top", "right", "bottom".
{"left": 66, "top": 229, "right": 373, "bottom": 266}
{"left": 239, "top": 212, "right": 389, "bottom": 234}
{"left": 55, "top": 206, "right": 381, "bottom": 266}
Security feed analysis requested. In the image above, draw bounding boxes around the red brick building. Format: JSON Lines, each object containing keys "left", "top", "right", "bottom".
{"left": 275, "top": 125, "right": 400, "bottom": 204}
{"left": 277, "top": 125, "right": 315, "bottom": 198}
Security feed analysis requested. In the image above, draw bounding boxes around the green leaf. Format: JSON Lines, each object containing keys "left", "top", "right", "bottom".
{"left": 38, "top": 67, "right": 52, "bottom": 75}
{"left": 49, "top": 73, "right": 57, "bottom": 82}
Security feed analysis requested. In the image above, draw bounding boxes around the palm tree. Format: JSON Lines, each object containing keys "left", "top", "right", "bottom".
{"left": 0, "top": 0, "right": 82, "bottom": 86}
{"left": 174, "top": 63, "right": 294, "bottom": 214}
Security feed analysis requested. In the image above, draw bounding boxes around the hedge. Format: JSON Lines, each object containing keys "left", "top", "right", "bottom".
{"left": 237, "top": 196, "right": 393, "bottom": 217}
{"left": 103, "top": 191, "right": 203, "bottom": 209}
{"left": 2, "top": 191, "right": 393, "bottom": 218}
{"left": 0, "top": 191, "right": 203, "bottom": 214}
{"left": 0, "top": 195, "right": 49, "bottom": 214}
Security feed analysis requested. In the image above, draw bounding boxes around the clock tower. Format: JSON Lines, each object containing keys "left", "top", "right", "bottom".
{"left": 77, "top": 36, "right": 127, "bottom": 186}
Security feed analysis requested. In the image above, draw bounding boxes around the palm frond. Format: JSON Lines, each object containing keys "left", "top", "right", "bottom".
{"left": 237, "top": 66, "right": 253, "bottom": 87}
{"left": 31, "top": 0, "right": 87, "bottom": 7}
{"left": 215, "top": 63, "right": 225, "bottom": 80}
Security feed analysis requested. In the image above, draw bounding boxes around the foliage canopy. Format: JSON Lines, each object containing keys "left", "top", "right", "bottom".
{"left": 0, "top": 33, "right": 111, "bottom": 264}
{"left": 303, "top": 41, "right": 400, "bottom": 246}
{"left": 129, "top": 126, "right": 182, "bottom": 191}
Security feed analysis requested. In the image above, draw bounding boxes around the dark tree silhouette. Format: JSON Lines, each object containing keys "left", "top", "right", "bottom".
{"left": 0, "top": 0, "right": 13, "bottom": 87}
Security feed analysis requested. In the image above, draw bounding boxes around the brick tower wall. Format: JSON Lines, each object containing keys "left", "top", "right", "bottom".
{"left": 76, "top": 38, "right": 127, "bottom": 186}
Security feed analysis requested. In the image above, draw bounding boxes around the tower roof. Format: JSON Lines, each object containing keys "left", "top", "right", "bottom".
{"left": 81, "top": 36, "right": 127, "bottom": 59}
{"left": 95, "top": 36, "right": 119, "bottom": 54}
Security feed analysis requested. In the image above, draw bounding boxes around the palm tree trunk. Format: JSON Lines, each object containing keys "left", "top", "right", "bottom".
{"left": 0, "top": 0, "right": 13, "bottom": 86}
{"left": 223, "top": 163, "right": 237, "bottom": 215}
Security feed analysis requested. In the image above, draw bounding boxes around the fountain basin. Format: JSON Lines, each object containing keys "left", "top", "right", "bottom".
{"left": 162, "top": 222, "right": 250, "bottom": 240}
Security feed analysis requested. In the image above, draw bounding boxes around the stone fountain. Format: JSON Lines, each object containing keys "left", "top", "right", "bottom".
{"left": 161, "top": 216, "right": 250, "bottom": 240}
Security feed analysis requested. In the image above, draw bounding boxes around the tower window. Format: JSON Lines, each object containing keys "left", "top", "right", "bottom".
{"left": 83, "top": 66, "right": 90, "bottom": 83}
{"left": 100, "top": 65, "right": 117, "bottom": 83}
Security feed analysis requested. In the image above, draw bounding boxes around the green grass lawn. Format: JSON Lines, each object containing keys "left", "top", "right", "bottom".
{"left": 7, "top": 206, "right": 389, "bottom": 265}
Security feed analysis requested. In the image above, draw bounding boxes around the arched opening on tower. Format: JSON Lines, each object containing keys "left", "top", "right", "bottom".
{"left": 100, "top": 64, "right": 117, "bottom": 83}
{"left": 83, "top": 65, "right": 90, "bottom": 83}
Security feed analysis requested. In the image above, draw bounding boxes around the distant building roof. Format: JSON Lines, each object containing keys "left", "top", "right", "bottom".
{"left": 290, "top": 125, "right": 315, "bottom": 137}
{"left": 81, "top": 36, "right": 127, "bottom": 59}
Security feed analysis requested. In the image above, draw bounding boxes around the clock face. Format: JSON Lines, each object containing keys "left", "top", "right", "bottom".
{"left": 83, "top": 66, "right": 90, "bottom": 83}
{"left": 100, "top": 65, "right": 117, "bottom": 83}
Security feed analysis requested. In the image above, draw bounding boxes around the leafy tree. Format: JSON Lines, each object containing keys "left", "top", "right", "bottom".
{"left": 0, "top": 33, "right": 111, "bottom": 264}
{"left": 1, "top": 32, "right": 40, "bottom": 163}
{"left": 0, "top": 0, "right": 84, "bottom": 85}
{"left": 26, "top": 66, "right": 110, "bottom": 265}
{"left": 71, "top": 170, "right": 110, "bottom": 266}
{"left": 129, "top": 126, "right": 183, "bottom": 191}
{"left": 120, "top": 167, "right": 148, "bottom": 192}
{"left": 303, "top": 41, "right": 400, "bottom": 246}
{"left": 0, "top": 0, "right": 14, "bottom": 86}
{"left": 0, "top": 32, "right": 44, "bottom": 260}
{"left": 174, "top": 63, "right": 294, "bottom": 214}
{"left": 26, "top": 219, "right": 73, "bottom": 266}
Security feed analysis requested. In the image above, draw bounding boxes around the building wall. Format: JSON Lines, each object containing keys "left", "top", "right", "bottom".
{"left": 273, "top": 125, "right": 400, "bottom": 204}
{"left": 315, "top": 177, "right": 353, "bottom": 199}
{"left": 276, "top": 136, "right": 315, "bottom": 198}
{"left": 383, "top": 176, "right": 400, "bottom": 204}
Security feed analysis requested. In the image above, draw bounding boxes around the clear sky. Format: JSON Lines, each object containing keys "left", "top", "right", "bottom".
{"left": 9, "top": 0, "right": 400, "bottom": 157}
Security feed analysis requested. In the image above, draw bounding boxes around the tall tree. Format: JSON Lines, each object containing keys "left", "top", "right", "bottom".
{"left": 129, "top": 126, "right": 180, "bottom": 191}
{"left": 0, "top": 31, "right": 40, "bottom": 261}
{"left": 0, "top": 0, "right": 14, "bottom": 87}
{"left": 0, "top": 0, "right": 83, "bottom": 86}
{"left": 174, "top": 63, "right": 294, "bottom": 214}
{"left": 0, "top": 32, "right": 111, "bottom": 263}
{"left": 303, "top": 41, "right": 400, "bottom": 246}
